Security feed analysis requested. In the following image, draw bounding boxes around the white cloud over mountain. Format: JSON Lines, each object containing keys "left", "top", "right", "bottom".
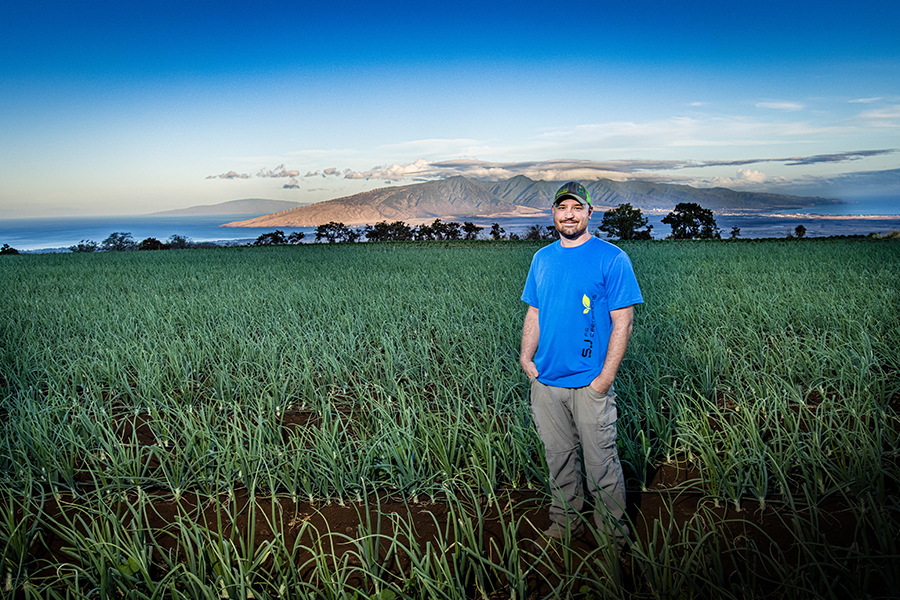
{"left": 257, "top": 164, "right": 301, "bottom": 178}
{"left": 206, "top": 171, "right": 250, "bottom": 179}
{"left": 344, "top": 159, "right": 432, "bottom": 181}
{"left": 206, "top": 150, "right": 897, "bottom": 200}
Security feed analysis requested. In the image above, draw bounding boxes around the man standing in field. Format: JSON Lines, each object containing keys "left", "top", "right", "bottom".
{"left": 520, "top": 181, "right": 643, "bottom": 547}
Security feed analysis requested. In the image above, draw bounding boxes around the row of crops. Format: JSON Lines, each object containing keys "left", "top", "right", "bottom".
{"left": 2, "top": 238, "right": 899, "bottom": 598}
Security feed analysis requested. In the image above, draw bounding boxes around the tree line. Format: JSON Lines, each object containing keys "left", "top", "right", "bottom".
{"left": 65, "top": 233, "right": 209, "bottom": 253}
{"left": 306, "top": 219, "right": 557, "bottom": 244}
{"left": 59, "top": 220, "right": 558, "bottom": 252}
{"left": 0, "top": 202, "right": 824, "bottom": 255}
{"left": 283, "top": 204, "right": 742, "bottom": 245}
{"left": 271, "top": 204, "right": 730, "bottom": 247}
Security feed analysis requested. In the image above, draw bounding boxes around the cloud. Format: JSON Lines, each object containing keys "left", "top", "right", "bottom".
{"left": 756, "top": 102, "right": 805, "bottom": 111}
{"left": 849, "top": 97, "right": 882, "bottom": 103}
{"left": 692, "top": 169, "right": 784, "bottom": 189}
{"left": 205, "top": 171, "right": 250, "bottom": 179}
{"left": 298, "top": 150, "right": 898, "bottom": 188}
{"left": 343, "top": 158, "right": 434, "bottom": 180}
{"left": 324, "top": 157, "right": 705, "bottom": 184}
{"left": 737, "top": 168, "right": 767, "bottom": 183}
{"left": 257, "top": 164, "right": 301, "bottom": 178}
{"left": 856, "top": 105, "right": 900, "bottom": 127}
{"left": 302, "top": 167, "right": 346, "bottom": 178}
{"left": 690, "top": 149, "right": 898, "bottom": 168}
{"left": 782, "top": 149, "right": 898, "bottom": 166}
{"left": 203, "top": 144, "right": 897, "bottom": 202}
{"left": 257, "top": 111, "right": 887, "bottom": 189}
{"left": 438, "top": 152, "right": 898, "bottom": 177}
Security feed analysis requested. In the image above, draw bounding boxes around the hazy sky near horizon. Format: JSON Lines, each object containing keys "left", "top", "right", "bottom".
{"left": 1, "top": 0, "right": 898, "bottom": 218}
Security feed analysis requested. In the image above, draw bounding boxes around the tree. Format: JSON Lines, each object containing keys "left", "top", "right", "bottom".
{"left": 414, "top": 222, "right": 436, "bottom": 241}
{"left": 730, "top": 226, "right": 741, "bottom": 239}
{"left": 445, "top": 221, "right": 463, "bottom": 241}
{"left": 413, "top": 219, "right": 461, "bottom": 241}
{"left": 345, "top": 228, "right": 362, "bottom": 243}
{"left": 167, "top": 234, "right": 192, "bottom": 249}
{"left": 661, "top": 203, "right": 721, "bottom": 239}
{"left": 0, "top": 244, "right": 19, "bottom": 255}
{"left": 462, "top": 221, "right": 483, "bottom": 240}
{"left": 365, "top": 221, "right": 413, "bottom": 242}
{"left": 794, "top": 224, "right": 807, "bottom": 239}
{"left": 523, "top": 225, "right": 541, "bottom": 240}
{"left": 69, "top": 239, "right": 98, "bottom": 253}
{"left": 315, "top": 222, "right": 359, "bottom": 243}
{"left": 138, "top": 237, "right": 166, "bottom": 250}
{"left": 101, "top": 232, "right": 137, "bottom": 251}
{"left": 287, "top": 231, "right": 306, "bottom": 244}
{"left": 430, "top": 219, "right": 461, "bottom": 241}
{"left": 490, "top": 223, "right": 506, "bottom": 240}
{"left": 254, "top": 230, "right": 288, "bottom": 246}
{"left": 597, "top": 203, "right": 653, "bottom": 240}
{"left": 523, "top": 224, "right": 557, "bottom": 241}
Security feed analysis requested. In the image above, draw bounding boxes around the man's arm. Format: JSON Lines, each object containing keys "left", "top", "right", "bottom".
{"left": 589, "top": 305, "right": 634, "bottom": 395}
{"left": 520, "top": 305, "right": 540, "bottom": 380}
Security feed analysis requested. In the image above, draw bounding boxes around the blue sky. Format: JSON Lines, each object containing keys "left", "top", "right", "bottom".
{"left": 1, "top": 0, "right": 898, "bottom": 217}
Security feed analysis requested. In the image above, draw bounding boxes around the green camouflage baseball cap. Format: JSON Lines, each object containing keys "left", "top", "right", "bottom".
{"left": 553, "top": 181, "right": 591, "bottom": 207}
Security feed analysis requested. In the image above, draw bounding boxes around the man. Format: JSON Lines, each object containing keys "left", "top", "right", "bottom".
{"left": 520, "top": 181, "right": 643, "bottom": 545}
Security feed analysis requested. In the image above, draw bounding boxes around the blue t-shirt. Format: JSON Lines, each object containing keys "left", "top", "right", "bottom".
{"left": 521, "top": 237, "right": 643, "bottom": 388}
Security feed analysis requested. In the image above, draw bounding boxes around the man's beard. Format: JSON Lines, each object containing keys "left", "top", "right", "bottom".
{"left": 556, "top": 220, "right": 587, "bottom": 240}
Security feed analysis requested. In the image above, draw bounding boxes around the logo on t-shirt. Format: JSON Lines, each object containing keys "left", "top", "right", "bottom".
{"left": 582, "top": 294, "right": 597, "bottom": 358}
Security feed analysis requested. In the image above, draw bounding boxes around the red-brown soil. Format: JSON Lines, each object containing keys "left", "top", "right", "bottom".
{"left": 14, "top": 461, "right": 891, "bottom": 599}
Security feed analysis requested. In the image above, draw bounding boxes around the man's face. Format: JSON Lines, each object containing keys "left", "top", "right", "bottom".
{"left": 553, "top": 197, "right": 592, "bottom": 240}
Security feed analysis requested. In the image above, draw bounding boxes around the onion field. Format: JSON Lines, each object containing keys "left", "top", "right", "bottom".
{"left": 1, "top": 238, "right": 898, "bottom": 599}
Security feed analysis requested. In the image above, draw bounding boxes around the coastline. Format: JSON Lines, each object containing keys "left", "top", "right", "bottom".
{"left": 738, "top": 212, "right": 900, "bottom": 220}
{"left": 3, "top": 209, "right": 899, "bottom": 253}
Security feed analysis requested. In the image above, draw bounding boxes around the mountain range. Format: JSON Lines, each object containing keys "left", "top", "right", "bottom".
{"left": 212, "top": 176, "right": 841, "bottom": 228}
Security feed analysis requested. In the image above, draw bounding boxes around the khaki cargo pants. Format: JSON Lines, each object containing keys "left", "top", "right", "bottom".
{"left": 530, "top": 378, "right": 629, "bottom": 539}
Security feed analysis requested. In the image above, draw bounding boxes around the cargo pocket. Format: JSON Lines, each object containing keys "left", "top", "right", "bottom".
{"left": 587, "top": 387, "right": 618, "bottom": 450}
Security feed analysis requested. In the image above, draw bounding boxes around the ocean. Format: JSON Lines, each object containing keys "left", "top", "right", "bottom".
{"left": 0, "top": 215, "right": 315, "bottom": 252}
{"left": 2, "top": 197, "right": 899, "bottom": 252}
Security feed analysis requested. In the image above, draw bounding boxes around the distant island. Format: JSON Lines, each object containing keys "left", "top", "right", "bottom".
{"left": 151, "top": 198, "right": 304, "bottom": 216}
{"left": 219, "top": 175, "right": 843, "bottom": 228}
